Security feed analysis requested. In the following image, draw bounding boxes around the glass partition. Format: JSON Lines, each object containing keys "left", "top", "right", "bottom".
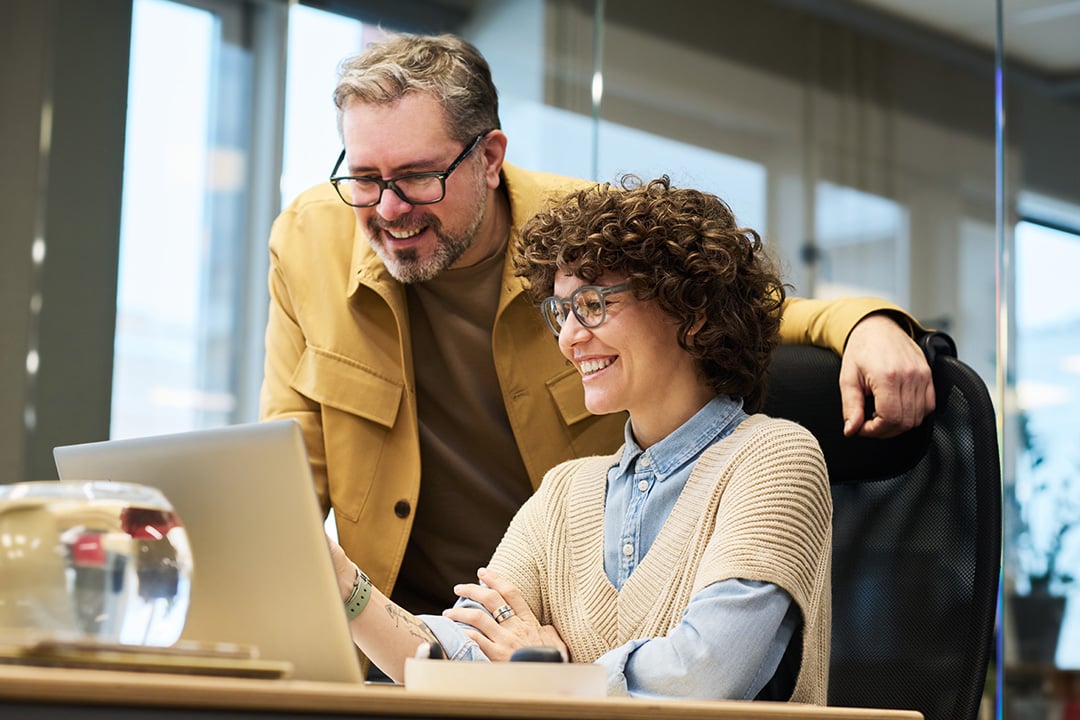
{"left": 115, "top": 0, "right": 1002, "bottom": 439}
{"left": 1008, "top": 208, "right": 1080, "bottom": 674}
{"left": 595, "top": 1, "right": 996, "bottom": 361}
{"left": 1000, "top": 0, "right": 1080, "bottom": 706}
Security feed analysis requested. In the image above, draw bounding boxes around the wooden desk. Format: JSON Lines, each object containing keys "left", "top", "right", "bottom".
{"left": 0, "top": 664, "right": 923, "bottom": 720}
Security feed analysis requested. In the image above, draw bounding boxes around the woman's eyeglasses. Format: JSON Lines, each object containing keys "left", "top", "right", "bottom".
{"left": 540, "top": 283, "right": 630, "bottom": 336}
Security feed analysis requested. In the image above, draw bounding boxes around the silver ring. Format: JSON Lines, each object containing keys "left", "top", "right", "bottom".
{"left": 494, "top": 604, "right": 515, "bottom": 623}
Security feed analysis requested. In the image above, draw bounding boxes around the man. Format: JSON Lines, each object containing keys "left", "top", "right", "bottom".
{"left": 259, "top": 33, "right": 933, "bottom": 618}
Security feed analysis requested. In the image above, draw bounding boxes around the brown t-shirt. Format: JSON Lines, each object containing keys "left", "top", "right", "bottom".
{"left": 395, "top": 251, "right": 535, "bottom": 616}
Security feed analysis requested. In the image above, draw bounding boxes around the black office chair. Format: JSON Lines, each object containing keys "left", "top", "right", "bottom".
{"left": 762, "top": 331, "right": 1000, "bottom": 720}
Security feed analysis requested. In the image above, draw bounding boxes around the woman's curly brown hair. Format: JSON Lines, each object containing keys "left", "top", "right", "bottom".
{"left": 514, "top": 175, "right": 787, "bottom": 411}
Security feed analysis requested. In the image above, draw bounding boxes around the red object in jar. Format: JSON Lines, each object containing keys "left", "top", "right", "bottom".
{"left": 120, "top": 507, "right": 179, "bottom": 540}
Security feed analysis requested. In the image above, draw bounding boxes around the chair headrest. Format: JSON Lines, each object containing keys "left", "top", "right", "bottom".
{"left": 761, "top": 337, "right": 947, "bottom": 485}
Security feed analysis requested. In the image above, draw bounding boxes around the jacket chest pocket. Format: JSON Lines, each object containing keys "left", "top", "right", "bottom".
{"left": 291, "top": 347, "right": 404, "bottom": 520}
{"left": 546, "top": 366, "right": 626, "bottom": 457}
{"left": 546, "top": 366, "right": 591, "bottom": 426}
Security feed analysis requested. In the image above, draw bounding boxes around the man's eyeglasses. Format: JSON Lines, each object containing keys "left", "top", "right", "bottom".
{"left": 540, "top": 283, "right": 631, "bottom": 336}
{"left": 329, "top": 131, "right": 490, "bottom": 208}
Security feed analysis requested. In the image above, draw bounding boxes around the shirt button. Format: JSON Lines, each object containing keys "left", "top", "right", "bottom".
{"left": 640, "top": 456, "right": 651, "bottom": 467}
{"left": 394, "top": 500, "right": 411, "bottom": 518}
{"left": 622, "top": 543, "right": 634, "bottom": 557}
{"left": 638, "top": 480, "right": 649, "bottom": 492}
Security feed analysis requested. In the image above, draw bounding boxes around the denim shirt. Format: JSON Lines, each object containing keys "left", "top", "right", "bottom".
{"left": 422, "top": 396, "right": 798, "bottom": 699}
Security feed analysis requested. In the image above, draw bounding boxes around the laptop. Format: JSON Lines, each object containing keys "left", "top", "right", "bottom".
{"left": 53, "top": 419, "right": 365, "bottom": 684}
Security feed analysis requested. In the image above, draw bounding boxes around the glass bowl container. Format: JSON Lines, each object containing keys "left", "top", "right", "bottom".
{"left": 0, "top": 480, "right": 193, "bottom": 647}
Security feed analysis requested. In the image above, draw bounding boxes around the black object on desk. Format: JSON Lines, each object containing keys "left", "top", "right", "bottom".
{"left": 509, "top": 647, "right": 564, "bottom": 663}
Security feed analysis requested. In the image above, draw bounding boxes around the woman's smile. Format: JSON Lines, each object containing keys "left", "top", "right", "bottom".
{"left": 577, "top": 356, "right": 616, "bottom": 376}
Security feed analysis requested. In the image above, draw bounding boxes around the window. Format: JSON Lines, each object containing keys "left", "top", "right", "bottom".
{"left": 281, "top": 5, "right": 369, "bottom": 207}
{"left": 113, "top": 0, "right": 371, "bottom": 439}
{"left": 1013, "top": 217, "right": 1080, "bottom": 668}
{"left": 113, "top": 0, "right": 239, "bottom": 439}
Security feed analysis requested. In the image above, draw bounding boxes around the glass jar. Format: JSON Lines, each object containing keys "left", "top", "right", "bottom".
{"left": 0, "top": 480, "right": 193, "bottom": 646}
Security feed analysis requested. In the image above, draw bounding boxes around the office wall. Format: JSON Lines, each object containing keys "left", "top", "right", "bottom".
{"left": 1014, "top": 87, "right": 1080, "bottom": 205}
{"left": 0, "top": 0, "right": 131, "bottom": 482}
{"left": 0, "top": 2, "right": 46, "bottom": 483}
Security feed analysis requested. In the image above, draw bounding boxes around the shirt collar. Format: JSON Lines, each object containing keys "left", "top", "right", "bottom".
{"left": 616, "top": 395, "right": 747, "bottom": 480}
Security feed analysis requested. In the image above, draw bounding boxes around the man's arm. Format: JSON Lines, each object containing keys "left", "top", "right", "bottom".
{"left": 779, "top": 297, "right": 934, "bottom": 438}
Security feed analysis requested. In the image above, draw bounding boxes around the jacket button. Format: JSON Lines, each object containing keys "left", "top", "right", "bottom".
{"left": 394, "top": 500, "right": 411, "bottom": 518}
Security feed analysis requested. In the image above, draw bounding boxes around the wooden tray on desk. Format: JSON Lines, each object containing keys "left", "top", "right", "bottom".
{"left": 0, "top": 638, "right": 292, "bottom": 679}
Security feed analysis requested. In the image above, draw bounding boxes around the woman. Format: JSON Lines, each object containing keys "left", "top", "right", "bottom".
{"left": 329, "top": 175, "right": 831, "bottom": 702}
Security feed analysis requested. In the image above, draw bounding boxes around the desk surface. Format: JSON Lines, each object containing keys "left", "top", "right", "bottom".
{"left": 0, "top": 664, "right": 923, "bottom": 720}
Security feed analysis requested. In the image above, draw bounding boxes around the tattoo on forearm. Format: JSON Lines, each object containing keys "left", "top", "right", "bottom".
{"left": 384, "top": 603, "right": 443, "bottom": 649}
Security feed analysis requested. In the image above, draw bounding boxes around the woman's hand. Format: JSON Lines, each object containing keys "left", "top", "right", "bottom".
{"left": 443, "top": 567, "right": 568, "bottom": 662}
{"left": 325, "top": 533, "right": 359, "bottom": 600}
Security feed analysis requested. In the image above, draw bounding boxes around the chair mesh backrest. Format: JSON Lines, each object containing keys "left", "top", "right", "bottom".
{"left": 762, "top": 336, "right": 1000, "bottom": 720}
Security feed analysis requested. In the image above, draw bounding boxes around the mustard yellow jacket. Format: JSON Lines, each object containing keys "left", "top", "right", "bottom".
{"left": 259, "top": 163, "right": 907, "bottom": 597}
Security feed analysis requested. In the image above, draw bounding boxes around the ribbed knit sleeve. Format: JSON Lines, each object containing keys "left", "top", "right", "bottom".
{"left": 694, "top": 416, "right": 831, "bottom": 703}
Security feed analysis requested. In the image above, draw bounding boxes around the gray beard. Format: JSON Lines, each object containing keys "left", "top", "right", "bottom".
{"left": 379, "top": 230, "right": 471, "bottom": 284}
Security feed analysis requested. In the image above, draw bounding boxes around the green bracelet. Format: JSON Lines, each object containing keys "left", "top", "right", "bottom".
{"left": 344, "top": 566, "right": 373, "bottom": 620}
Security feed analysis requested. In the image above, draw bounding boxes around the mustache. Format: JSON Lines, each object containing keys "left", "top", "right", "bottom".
{"left": 369, "top": 213, "right": 441, "bottom": 235}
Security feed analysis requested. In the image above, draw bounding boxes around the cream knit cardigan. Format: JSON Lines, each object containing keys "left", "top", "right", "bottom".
{"left": 488, "top": 414, "right": 832, "bottom": 703}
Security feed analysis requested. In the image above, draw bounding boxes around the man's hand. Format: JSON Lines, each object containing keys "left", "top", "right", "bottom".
{"left": 840, "top": 313, "right": 935, "bottom": 438}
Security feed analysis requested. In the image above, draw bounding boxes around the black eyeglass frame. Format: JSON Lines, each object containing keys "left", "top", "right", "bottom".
{"left": 329, "top": 131, "right": 491, "bottom": 208}
{"left": 540, "top": 282, "right": 632, "bottom": 336}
